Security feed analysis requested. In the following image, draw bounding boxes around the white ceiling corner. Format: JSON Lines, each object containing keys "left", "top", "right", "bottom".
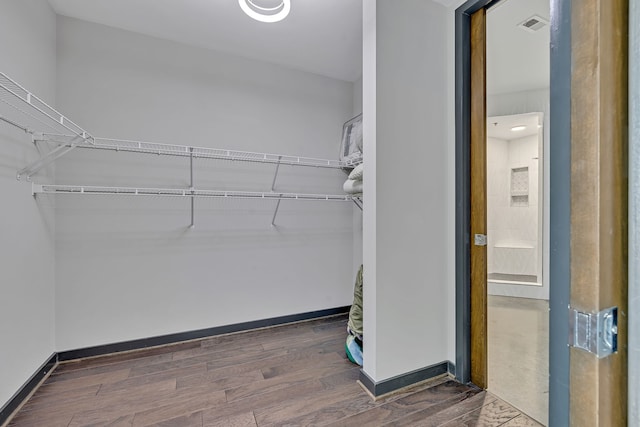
{"left": 487, "top": 0, "right": 550, "bottom": 95}
{"left": 46, "top": 0, "right": 363, "bottom": 82}
{"left": 487, "top": 112, "right": 541, "bottom": 140}
{"left": 431, "top": 0, "right": 468, "bottom": 8}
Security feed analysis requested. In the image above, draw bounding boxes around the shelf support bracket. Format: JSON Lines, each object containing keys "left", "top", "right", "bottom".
{"left": 189, "top": 147, "right": 195, "bottom": 228}
{"left": 17, "top": 135, "right": 87, "bottom": 181}
{"left": 271, "top": 156, "right": 282, "bottom": 191}
{"left": 271, "top": 198, "right": 282, "bottom": 227}
{"left": 352, "top": 197, "right": 363, "bottom": 211}
{"left": 31, "top": 182, "right": 43, "bottom": 196}
{"left": 270, "top": 156, "right": 283, "bottom": 226}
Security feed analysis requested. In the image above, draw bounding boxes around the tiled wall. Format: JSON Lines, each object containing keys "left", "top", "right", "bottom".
{"left": 487, "top": 134, "right": 539, "bottom": 277}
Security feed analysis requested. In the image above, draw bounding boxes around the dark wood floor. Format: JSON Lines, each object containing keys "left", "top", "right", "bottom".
{"left": 6, "top": 315, "right": 542, "bottom": 426}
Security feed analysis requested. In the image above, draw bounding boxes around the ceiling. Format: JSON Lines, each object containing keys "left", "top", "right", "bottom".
{"left": 487, "top": 0, "right": 550, "bottom": 95}
{"left": 46, "top": 0, "right": 548, "bottom": 91}
{"left": 487, "top": 112, "right": 541, "bottom": 140}
{"left": 47, "top": 0, "right": 363, "bottom": 82}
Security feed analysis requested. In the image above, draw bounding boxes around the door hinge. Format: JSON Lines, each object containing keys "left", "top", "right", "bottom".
{"left": 568, "top": 306, "right": 618, "bottom": 358}
{"left": 474, "top": 234, "right": 487, "bottom": 246}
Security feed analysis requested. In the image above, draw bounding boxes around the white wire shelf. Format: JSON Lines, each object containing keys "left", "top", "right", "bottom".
{"left": 0, "top": 72, "right": 94, "bottom": 179}
{"left": 1, "top": 71, "right": 362, "bottom": 176}
{"left": 32, "top": 184, "right": 354, "bottom": 202}
{"left": 0, "top": 73, "right": 91, "bottom": 138}
{"left": 1, "top": 69, "right": 361, "bottom": 227}
{"left": 41, "top": 135, "right": 361, "bottom": 169}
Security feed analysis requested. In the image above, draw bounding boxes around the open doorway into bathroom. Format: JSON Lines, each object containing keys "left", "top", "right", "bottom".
{"left": 487, "top": 112, "right": 543, "bottom": 289}
{"left": 486, "top": 111, "right": 548, "bottom": 424}
{"left": 486, "top": 0, "right": 549, "bottom": 425}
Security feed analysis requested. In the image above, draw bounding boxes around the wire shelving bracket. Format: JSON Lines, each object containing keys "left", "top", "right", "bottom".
{"left": 352, "top": 196, "right": 363, "bottom": 211}
{"left": 0, "top": 72, "right": 94, "bottom": 180}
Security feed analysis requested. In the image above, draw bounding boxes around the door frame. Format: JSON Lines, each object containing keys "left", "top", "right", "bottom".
{"left": 454, "top": 0, "right": 571, "bottom": 423}
{"left": 454, "top": 0, "right": 496, "bottom": 388}
{"left": 457, "top": 0, "right": 628, "bottom": 425}
{"left": 546, "top": 0, "right": 572, "bottom": 424}
{"left": 631, "top": 1, "right": 640, "bottom": 424}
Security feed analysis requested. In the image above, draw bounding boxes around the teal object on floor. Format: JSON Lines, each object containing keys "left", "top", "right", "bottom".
{"left": 345, "top": 335, "right": 363, "bottom": 366}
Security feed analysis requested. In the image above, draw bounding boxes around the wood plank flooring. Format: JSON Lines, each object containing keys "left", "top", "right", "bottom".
{"left": 5, "top": 315, "right": 542, "bottom": 426}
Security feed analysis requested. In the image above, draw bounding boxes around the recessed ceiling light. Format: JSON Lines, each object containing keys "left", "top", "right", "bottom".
{"left": 239, "top": 0, "right": 291, "bottom": 23}
{"left": 511, "top": 125, "right": 527, "bottom": 132}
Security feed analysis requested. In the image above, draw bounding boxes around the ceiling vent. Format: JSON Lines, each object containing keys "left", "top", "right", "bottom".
{"left": 517, "top": 15, "right": 549, "bottom": 33}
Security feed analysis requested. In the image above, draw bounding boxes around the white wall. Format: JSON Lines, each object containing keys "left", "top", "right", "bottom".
{"left": 53, "top": 17, "right": 356, "bottom": 351}
{"left": 363, "top": 0, "right": 450, "bottom": 382}
{"left": 362, "top": 0, "right": 379, "bottom": 377}
{"left": 353, "top": 77, "right": 363, "bottom": 115}
{"left": 444, "top": 0, "right": 460, "bottom": 369}
{"left": 0, "top": 0, "right": 57, "bottom": 409}
{"left": 488, "top": 90, "right": 549, "bottom": 300}
{"left": 487, "top": 136, "right": 509, "bottom": 273}
{"left": 352, "top": 77, "right": 363, "bottom": 279}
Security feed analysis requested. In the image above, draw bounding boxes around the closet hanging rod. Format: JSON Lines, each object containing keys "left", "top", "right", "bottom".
{"left": 32, "top": 184, "right": 354, "bottom": 202}
{"left": 43, "top": 134, "right": 360, "bottom": 169}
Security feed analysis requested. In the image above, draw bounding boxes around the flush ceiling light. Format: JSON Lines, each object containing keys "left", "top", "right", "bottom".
{"left": 511, "top": 125, "right": 527, "bottom": 132}
{"left": 239, "top": 0, "right": 291, "bottom": 23}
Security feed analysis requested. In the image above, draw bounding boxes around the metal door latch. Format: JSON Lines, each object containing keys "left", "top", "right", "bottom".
{"left": 569, "top": 306, "right": 618, "bottom": 358}
{"left": 474, "top": 234, "right": 487, "bottom": 246}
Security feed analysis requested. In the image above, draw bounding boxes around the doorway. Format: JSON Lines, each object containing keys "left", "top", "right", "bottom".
{"left": 456, "top": 0, "right": 629, "bottom": 425}
{"left": 486, "top": 112, "right": 548, "bottom": 424}
{"left": 484, "top": 2, "right": 550, "bottom": 423}
{"left": 454, "top": 0, "right": 552, "bottom": 422}
{"left": 486, "top": 112, "right": 544, "bottom": 290}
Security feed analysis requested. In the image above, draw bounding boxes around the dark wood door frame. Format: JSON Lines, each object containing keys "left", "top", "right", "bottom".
{"left": 454, "top": 0, "right": 499, "bottom": 389}
{"left": 454, "top": 0, "right": 569, "bottom": 401}
{"left": 468, "top": 7, "right": 487, "bottom": 390}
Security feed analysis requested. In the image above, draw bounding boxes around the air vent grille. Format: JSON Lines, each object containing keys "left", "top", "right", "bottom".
{"left": 518, "top": 15, "right": 549, "bottom": 33}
